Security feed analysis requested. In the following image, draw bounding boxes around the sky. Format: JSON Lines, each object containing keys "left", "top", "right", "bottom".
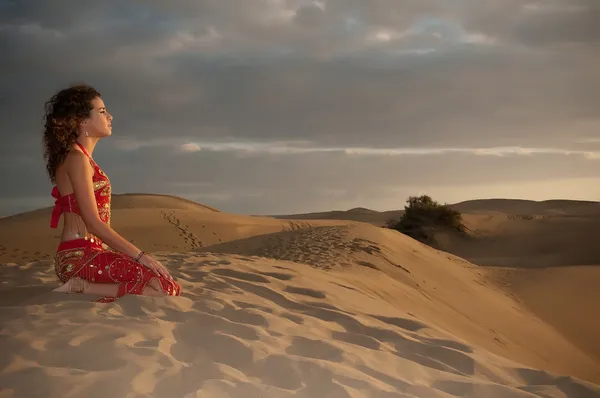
{"left": 1, "top": 0, "right": 599, "bottom": 217}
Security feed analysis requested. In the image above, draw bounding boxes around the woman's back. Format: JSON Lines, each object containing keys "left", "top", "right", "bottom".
{"left": 51, "top": 143, "right": 111, "bottom": 243}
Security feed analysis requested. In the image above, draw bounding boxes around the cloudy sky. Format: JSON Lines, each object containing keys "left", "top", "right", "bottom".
{"left": 1, "top": 0, "right": 599, "bottom": 217}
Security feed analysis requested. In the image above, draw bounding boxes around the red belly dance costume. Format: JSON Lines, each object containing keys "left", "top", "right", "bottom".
{"left": 51, "top": 142, "right": 181, "bottom": 303}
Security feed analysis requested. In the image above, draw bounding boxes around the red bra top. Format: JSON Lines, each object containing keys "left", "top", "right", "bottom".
{"left": 50, "top": 142, "right": 112, "bottom": 228}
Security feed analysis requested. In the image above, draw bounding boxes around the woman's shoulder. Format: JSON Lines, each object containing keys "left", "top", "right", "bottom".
{"left": 63, "top": 148, "right": 93, "bottom": 171}
{"left": 65, "top": 146, "right": 88, "bottom": 161}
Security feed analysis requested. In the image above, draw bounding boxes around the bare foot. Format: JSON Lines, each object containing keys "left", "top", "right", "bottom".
{"left": 53, "top": 277, "right": 89, "bottom": 293}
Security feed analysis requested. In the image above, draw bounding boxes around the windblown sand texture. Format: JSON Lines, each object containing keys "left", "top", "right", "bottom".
{"left": 1, "top": 195, "right": 599, "bottom": 397}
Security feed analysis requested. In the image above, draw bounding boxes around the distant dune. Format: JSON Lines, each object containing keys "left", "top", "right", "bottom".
{"left": 1, "top": 194, "right": 600, "bottom": 397}
{"left": 270, "top": 198, "right": 600, "bottom": 225}
{"left": 450, "top": 199, "right": 600, "bottom": 216}
{"left": 110, "top": 193, "right": 221, "bottom": 212}
{"left": 437, "top": 212, "right": 600, "bottom": 268}
{"left": 268, "top": 207, "right": 404, "bottom": 226}
{"left": 272, "top": 198, "right": 600, "bottom": 268}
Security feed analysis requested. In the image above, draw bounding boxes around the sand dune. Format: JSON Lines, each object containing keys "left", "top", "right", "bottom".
{"left": 489, "top": 266, "right": 600, "bottom": 365}
{"left": 271, "top": 199, "right": 600, "bottom": 226}
{"left": 436, "top": 213, "right": 600, "bottom": 268}
{"left": 108, "top": 193, "right": 222, "bottom": 212}
{"left": 450, "top": 199, "right": 600, "bottom": 217}
{"left": 1, "top": 194, "right": 600, "bottom": 397}
{"left": 269, "top": 207, "right": 404, "bottom": 227}
{"left": 272, "top": 199, "right": 600, "bottom": 268}
{"left": 0, "top": 194, "right": 343, "bottom": 264}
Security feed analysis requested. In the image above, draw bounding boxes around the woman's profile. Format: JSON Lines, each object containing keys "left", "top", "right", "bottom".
{"left": 44, "top": 84, "right": 181, "bottom": 302}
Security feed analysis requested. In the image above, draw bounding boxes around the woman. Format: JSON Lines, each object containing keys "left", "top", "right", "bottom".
{"left": 44, "top": 84, "right": 181, "bottom": 302}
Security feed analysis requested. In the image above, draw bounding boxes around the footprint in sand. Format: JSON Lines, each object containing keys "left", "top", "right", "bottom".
{"left": 161, "top": 211, "right": 204, "bottom": 249}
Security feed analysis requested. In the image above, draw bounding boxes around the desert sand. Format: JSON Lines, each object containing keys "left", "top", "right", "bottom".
{"left": 1, "top": 194, "right": 600, "bottom": 398}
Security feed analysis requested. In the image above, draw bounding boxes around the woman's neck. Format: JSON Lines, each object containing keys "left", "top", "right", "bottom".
{"left": 75, "top": 137, "right": 100, "bottom": 158}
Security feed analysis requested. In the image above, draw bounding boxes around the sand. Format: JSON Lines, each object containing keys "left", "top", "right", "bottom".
{"left": 1, "top": 195, "right": 599, "bottom": 398}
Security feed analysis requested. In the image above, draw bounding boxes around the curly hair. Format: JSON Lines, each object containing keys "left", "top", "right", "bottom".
{"left": 42, "top": 84, "right": 101, "bottom": 183}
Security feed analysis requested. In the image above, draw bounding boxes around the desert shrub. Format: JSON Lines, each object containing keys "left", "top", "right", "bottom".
{"left": 385, "top": 195, "right": 466, "bottom": 243}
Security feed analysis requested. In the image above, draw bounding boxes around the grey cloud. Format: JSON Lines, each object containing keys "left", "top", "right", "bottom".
{"left": 512, "top": 2, "right": 600, "bottom": 47}
{"left": 2, "top": 0, "right": 598, "bottom": 152}
{"left": 139, "top": 0, "right": 600, "bottom": 49}
{"left": 117, "top": 51, "right": 598, "bottom": 149}
{"left": 3, "top": 0, "right": 599, "bottom": 57}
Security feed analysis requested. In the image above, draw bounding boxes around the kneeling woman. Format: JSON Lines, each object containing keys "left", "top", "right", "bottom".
{"left": 44, "top": 84, "right": 181, "bottom": 303}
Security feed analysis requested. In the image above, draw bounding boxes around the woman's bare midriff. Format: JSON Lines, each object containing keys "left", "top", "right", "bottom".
{"left": 60, "top": 212, "right": 94, "bottom": 242}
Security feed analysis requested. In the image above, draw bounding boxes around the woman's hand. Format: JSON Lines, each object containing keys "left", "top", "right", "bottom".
{"left": 139, "top": 254, "right": 173, "bottom": 280}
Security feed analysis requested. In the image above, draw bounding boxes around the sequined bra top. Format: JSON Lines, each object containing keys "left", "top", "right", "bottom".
{"left": 50, "top": 142, "right": 112, "bottom": 228}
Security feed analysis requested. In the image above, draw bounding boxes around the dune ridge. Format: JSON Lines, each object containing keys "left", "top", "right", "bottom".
{"left": 1, "top": 194, "right": 600, "bottom": 397}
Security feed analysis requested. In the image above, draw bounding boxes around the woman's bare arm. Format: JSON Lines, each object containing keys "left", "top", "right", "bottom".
{"left": 66, "top": 151, "right": 141, "bottom": 259}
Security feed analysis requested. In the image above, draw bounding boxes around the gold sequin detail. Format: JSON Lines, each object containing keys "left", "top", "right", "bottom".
{"left": 56, "top": 250, "right": 84, "bottom": 263}
{"left": 64, "top": 250, "right": 84, "bottom": 259}
{"left": 93, "top": 180, "right": 109, "bottom": 191}
{"left": 54, "top": 250, "right": 85, "bottom": 279}
{"left": 100, "top": 184, "right": 111, "bottom": 197}
{"left": 99, "top": 201, "right": 111, "bottom": 224}
{"left": 64, "top": 263, "right": 74, "bottom": 272}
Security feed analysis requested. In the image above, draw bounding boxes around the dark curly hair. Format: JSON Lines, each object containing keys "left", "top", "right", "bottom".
{"left": 42, "top": 84, "right": 101, "bottom": 183}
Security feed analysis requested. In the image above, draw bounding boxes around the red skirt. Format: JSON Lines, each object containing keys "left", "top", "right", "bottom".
{"left": 54, "top": 238, "right": 181, "bottom": 303}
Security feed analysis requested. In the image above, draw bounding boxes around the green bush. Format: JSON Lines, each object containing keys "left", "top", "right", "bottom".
{"left": 385, "top": 195, "right": 466, "bottom": 243}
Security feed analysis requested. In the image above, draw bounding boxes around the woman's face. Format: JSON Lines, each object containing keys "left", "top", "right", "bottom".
{"left": 81, "top": 97, "right": 113, "bottom": 138}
